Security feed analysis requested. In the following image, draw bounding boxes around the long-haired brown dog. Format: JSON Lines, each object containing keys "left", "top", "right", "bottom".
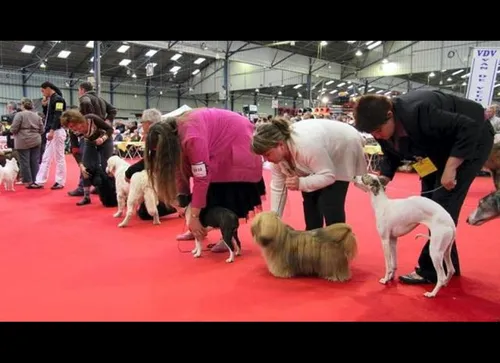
{"left": 250, "top": 212, "right": 358, "bottom": 282}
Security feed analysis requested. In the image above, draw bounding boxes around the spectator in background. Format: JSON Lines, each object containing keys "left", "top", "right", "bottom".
{"left": 10, "top": 98, "right": 44, "bottom": 188}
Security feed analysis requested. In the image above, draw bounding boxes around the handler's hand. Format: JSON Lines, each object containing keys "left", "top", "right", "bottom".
{"left": 441, "top": 167, "right": 457, "bottom": 191}
{"left": 285, "top": 176, "right": 300, "bottom": 190}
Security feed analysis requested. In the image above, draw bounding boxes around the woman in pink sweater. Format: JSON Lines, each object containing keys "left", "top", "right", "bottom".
{"left": 145, "top": 107, "right": 265, "bottom": 251}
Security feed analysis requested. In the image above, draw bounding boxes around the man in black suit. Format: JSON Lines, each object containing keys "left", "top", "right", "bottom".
{"left": 354, "top": 90, "right": 494, "bottom": 285}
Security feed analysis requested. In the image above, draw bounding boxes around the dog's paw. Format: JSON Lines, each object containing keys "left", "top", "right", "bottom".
{"left": 153, "top": 220, "right": 161, "bottom": 225}
{"left": 113, "top": 211, "right": 122, "bottom": 218}
{"left": 118, "top": 222, "right": 127, "bottom": 228}
{"left": 424, "top": 291, "right": 436, "bottom": 298}
{"left": 379, "top": 277, "right": 391, "bottom": 284}
{"left": 225, "top": 257, "right": 234, "bottom": 263}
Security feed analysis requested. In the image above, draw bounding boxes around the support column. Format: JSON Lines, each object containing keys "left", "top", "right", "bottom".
{"left": 110, "top": 77, "right": 115, "bottom": 105}
{"left": 93, "top": 40, "right": 102, "bottom": 97}
{"left": 223, "top": 54, "right": 229, "bottom": 109}
{"left": 307, "top": 58, "right": 312, "bottom": 103}
{"left": 230, "top": 91, "right": 234, "bottom": 111}
{"left": 146, "top": 79, "right": 150, "bottom": 109}
{"left": 177, "top": 88, "right": 181, "bottom": 108}
{"left": 21, "top": 68, "right": 27, "bottom": 97}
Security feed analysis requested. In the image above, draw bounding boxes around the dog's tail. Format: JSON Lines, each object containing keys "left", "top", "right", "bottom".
{"left": 325, "top": 223, "right": 358, "bottom": 260}
{"left": 415, "top": 233, "right": 430, "bottom": 241}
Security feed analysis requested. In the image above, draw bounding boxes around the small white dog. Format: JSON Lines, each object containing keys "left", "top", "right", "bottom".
{"left": 0, "top": 158, "right": 20, "bottom": 191}
{"left": 353, "top": 173, "right": 456, "bottom": 298}
{"left": 106, "top": 155, "right": 131, "bottom": 218}
{"left": 116, "top": 169, "right": 160, "bottom": 228}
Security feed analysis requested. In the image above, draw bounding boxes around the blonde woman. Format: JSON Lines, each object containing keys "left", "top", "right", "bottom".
{"left": 10, "top": 98, "right": 44, "bottom": 188}
{"left": 252, "top": 117, "right": 367, "bottom": 230}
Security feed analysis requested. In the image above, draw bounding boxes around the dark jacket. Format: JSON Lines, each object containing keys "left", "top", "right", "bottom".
{"left": 378, "top": 90, "right": 493, "bottom": 179}
{"left": 44, "top": 92, "right": 66, "bottom": 132}
{"left": 79, "top": 90, "right": 117, "bottom": 122}
{"left": 69, "top": 114, "right": 114, "bottom": 164}
{"left": 125, "top": 159, "right": 144, "bottom": 180}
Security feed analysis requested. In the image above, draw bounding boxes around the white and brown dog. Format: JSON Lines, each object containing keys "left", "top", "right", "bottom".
{"left": 106, "top": 155, "right": 131, "bottom": 218}
{"left": 353, "top": 173, "right": 456, "bottom": 298}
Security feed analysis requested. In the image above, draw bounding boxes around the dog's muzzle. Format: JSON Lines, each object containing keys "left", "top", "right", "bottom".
{"left": 352, "top": 176, "right": 371, "bottom": 193}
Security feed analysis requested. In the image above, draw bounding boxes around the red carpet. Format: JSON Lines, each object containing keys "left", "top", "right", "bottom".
{"left": 0, "top": 155, "right": 499, "bottom": 321}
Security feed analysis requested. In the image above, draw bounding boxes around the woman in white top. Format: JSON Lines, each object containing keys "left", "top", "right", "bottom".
{"left": 252, "top": 117, "right": 367, "bottom": 230}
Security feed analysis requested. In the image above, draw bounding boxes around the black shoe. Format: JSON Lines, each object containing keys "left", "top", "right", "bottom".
{"left": 51, "top": 183, "right": 64, "bottom": 190}
{"left": 76, "top": 197, "right": 91, "bottom": 206}
{"left": 68, "top": 189, "right": 84, "bottom": 197}
{"left": 398, "top": 272, "right": 433, "bottom": 285}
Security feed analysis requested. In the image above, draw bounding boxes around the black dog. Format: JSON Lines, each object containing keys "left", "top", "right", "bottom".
{"left": 87, "top": 166, "right": 118, "bottom": 207}
{"left": 190, "top": 206, "right": 242, "bottom": 263}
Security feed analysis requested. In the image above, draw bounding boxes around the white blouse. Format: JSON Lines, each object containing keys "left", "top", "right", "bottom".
{"left": 270, "top": 119, "right": 367, "bottom": 216}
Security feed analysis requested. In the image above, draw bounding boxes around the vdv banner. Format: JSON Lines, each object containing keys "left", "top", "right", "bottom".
{"left": 465, "top": 47, "right": 500, "bottom": 108}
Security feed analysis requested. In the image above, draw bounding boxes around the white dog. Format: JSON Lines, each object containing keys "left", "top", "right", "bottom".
{"left": 106, "top": 155, "right": 131, "bottom": 218}
{"left": 0, "top": 158, "right": 20, "bottom": 191}
{"left": 116, "top": 169, "right": 160, "bottom": 228}
{"left": 353, "top": 173, "right": 456, "bottom": 298}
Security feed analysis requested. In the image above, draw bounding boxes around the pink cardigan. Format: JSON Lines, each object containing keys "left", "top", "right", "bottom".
{"left": 176, "top": 108, "right": 263, "bottom": 209}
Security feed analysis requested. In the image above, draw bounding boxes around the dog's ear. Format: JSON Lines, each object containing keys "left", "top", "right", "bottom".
{"left": 378, "top": 175, "right": 390, "bottom": 187}
{"left": 361, "top": 174, "right": 373, "bottom": 185}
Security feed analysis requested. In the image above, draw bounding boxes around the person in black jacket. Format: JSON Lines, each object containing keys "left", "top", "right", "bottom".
{"left": 124, "top": 108, "right": 177, "bottom": 220}
{"left": 31, "top": 81, "right": 67, "bottom": 190}
{"left": 354, "top": 90, "right": 494, "bottom": 285}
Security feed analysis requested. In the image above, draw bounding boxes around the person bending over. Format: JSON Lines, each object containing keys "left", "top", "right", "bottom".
{"left": 354, "top": 90, "right": 494, "bottom": 285}
{"left": 60, "top": 109, "right": 115, "bottom": 206}
{"left": 252, "top": 116, "right": 367, "bottom": 229}
{"left": 124, "top": 108, "right": 177, "bottom": 220}
{"left": 145, "top": 108, "right": 265, "bottom": 252}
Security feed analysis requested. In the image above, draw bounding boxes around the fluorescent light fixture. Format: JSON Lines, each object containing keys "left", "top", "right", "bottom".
{"left": 376, "top": 90, "right": 383, "bottom": 94}
{"left": 57, "top": 50, "right": 71, "bottom": 59}
{"left": 494, "top": 83, "right": 500, "bottom": 88}
{"left": 170, "top": 66, "right": 181, "bottom": 73}
{"left": 89, "top": 69, "right": 94, "bottom": 73}
{"left": 347, "top": 41, "right": 356, "bottom": 44}
{"left": 367, "top": 41, "right": 382, "bottom": 50}
{"left": 145, "top": 49, "right": 158, "bottom": 57}
{"left": 171, "top": 53, "right": 182, "bottom": 61}
{"left": 368, "top": 88, "right": 375, "bottom": 92}
{"left": 355, "top": 50, "right": 363, "bottom": 56}
{"left": 119, "top": 59, "right": 131, "bottom": 66}
{"left": 86, "top": 41, "right": 94, "bottom": 48}
{"left": 145, "top": 63, "right": 158, "bottom": 68}
{"left": 329, "top": 89, "right": 338, "bottom": 94}
{"left": 194, "top": 57, "right": 205, "bottom": 65}
{"left": 297, "top": 92, "right": 302, "bottom": 97}
{"left": 21, "top": 45, "right": 35, "bottom": 54}
{"left": 452, "top": 69, "right": 464, "bottom": 76}
{"left": 192, "top": 69, "right": 200, "bottom": 75}
{"left": 461, "top": 72, "right": 470, "bottom": 78}
{"left": 337, "top": 82, "right": 346, "bottom": 87}
{"left": 117, "top": 45, "right": 130, "bottom": 53}
{"left": 320, "top": 41, "right": 327, "bottom": 46}
{"left": 325, "top": 80, "right": 334, "bottom": 85}
{"left": 293, "top": 84, "right": 302, "bottom": 89}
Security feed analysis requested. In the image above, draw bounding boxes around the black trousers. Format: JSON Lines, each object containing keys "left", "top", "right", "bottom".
{"left": 301, "top": 181, "right": 350, "bottom": 230}
{"left": 416, "top": 123, "right": 494, "bottom": 282}
{"left": 138, "top": 201, "right": 177, "bottom": 220}
{"left": 82, "top": 138, "right": 114, "bottom": 187}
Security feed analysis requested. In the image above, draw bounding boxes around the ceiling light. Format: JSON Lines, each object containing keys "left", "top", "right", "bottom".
{"left": 86, "top": 41, "right": 94, "bottom": 48}
{"left": 170, "top": 66, "right": 181, "bottom": 73}
{"left": 57, "top": 50, "right": 71, "bottom": 59}
{"left": 192, "top": 69, "right": 200, "bottom": 75}
{"left": 194, "top": 57, "right": 205, "bottom": 65}
{"left": 171, "top": 53, "right": 182, "bottom": 61}
{"left": 21, "top": 45, "right": 35, "bottom": 54}
{"left": 119, "top": 59, "right": 132, "bottom": 66}
{"left": 145, "top": 49, "right": 158, "bottom": 57}
{"left": 117, "top": 45, "right": 130, "bottom": 53}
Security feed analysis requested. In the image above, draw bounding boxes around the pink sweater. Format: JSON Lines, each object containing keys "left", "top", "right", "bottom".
{"left": 176, "top": 108, "right": 263, "bottom": 209}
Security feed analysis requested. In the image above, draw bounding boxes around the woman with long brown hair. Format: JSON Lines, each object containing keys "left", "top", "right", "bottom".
{"left": 145, "top": 108, "right": 265, "bottom": 250}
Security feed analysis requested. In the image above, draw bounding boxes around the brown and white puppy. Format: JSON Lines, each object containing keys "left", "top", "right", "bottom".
{"left": 250, "top": 211, "right": 357, "bottom": 282}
